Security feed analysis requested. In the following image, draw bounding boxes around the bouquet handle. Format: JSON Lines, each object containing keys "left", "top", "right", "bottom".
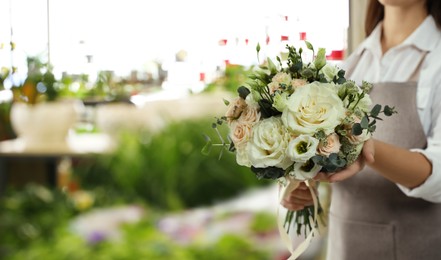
{"left": 278, "top": 178, "right": 319, "bottom": 260}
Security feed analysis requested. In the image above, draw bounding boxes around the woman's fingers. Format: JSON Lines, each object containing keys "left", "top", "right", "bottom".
{"left": 362, "top": 138, "right": 375, "bottom": 164}
{"left": 281, "top": 182, "right": 317, "bottom": 211}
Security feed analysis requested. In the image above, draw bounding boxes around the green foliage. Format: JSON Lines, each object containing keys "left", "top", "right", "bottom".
{"left": 74, "top": 118, "right": 269, "bottom": 211}
{"left": 0, "top": 184, "right": 77, "bottom": 258}
{"left": 249, "top": 211, "right": 277, "bottom": 234}
{"left": 0, "top": 101, "right": 16, "bottom": 141}
{"left": 5, "top": 217, "right": 269, "bottom": 260}
{"left": 204, "top": 64, "right": 253, "bottom": 93}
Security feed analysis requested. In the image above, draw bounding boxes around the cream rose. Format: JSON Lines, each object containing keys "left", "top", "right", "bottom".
{"left": 287, "top": 135, "right": 319, "bottom": 163}
{"left": 281, "top": 82, "right": 346, "bottom": 135}
{"left": 317, "top": 133, "right": 341, "bottom": 156}
{"left": 291, "top": 78, "right": 308, "bottom": 89}
{"left": 230, "top": 121, "right": 253, "bottom": 148}
{"left": 268, "top": 72, "right": 292, "bottom": 94}
{"left": 238, "top": 100, "right": 261, "bottom": 125}
{"left": 247, "top": 117, "right": 291, "bottom": 169}
{"left": 225, "top": 97, "right": 247, "bottom": 122}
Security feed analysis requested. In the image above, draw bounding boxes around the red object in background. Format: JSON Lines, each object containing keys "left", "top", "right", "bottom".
{"left": 199, "top": 72, "right": 205, "bottom": 82}
{"left": 224, "top": 60, "right": 230, "bottom": 66}
{"left": 299, "top": 32, "right": 307, "bottom": 40}
{"left": 281, "top": 35, "right": 289, "bottom": 41}
{"left": 327, "top": 50, "right": 344, "bottom": 60}
{"left": 266, "top": 35, "right": 270, "bottom": 45}
{"left": 245, "top": 38, "right": 249, "bottom": 45}
{"left": 218, "top": 39, "right": 228, "bottom": 46}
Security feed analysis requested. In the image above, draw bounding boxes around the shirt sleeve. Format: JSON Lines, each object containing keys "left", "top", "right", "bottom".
{"left": 397, "top": 67, "right": 441, "bottom": 203}
{"left": 397, "top": 148, "right": 441, "bottom": 203}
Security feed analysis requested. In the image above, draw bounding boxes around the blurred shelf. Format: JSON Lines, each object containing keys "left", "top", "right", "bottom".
{"left": 0, "top": 133, "right": 115, "bottom": 157}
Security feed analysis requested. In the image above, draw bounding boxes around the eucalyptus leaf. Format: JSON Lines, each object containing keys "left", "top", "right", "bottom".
{"left": 360, "top": 116, "right": 369, "bottom": 129}
{"left": 370, "top": 104, "right": 382, "bottom": 117}
{"left": 352, "top": 123, "right": 363, "bottom": 135}
{"left": 251, "top": 166, "right": 284, "bottom": 180}
{"left": 384, "top": 105, "right": 396, "bottom": 116}
{"left": 237, "top": 86, "right": 250, "bottom": 99}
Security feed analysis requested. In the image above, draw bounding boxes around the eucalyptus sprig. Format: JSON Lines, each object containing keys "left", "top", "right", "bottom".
{"left": 352, "top": 104, "right": 397, "bottom": 135}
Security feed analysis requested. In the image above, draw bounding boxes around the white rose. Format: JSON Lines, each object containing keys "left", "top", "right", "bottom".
{"left": 289, "top": 160, "right": 322, "bottom": 181}
{"left": 236, "top": 144, "right": 251, "bottom": 167}
{"left": 248, "top": 117, "right": 291, "bottom": 169}
{"left": 287, "top": 135, "right": 319, "bottom": 163}
{"left": 321, "top": 64, "right": 340, "bottom": 82}
{"left": 317, "top": 133, "right": 341, "bottom": 156}
{"left": 282, "top": 82, "right": 346, "bottom": 135}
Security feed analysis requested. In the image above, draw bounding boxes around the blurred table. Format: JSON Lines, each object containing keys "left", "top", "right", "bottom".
{"left": 0, "top": 133, "right": 114, "bottom": 194}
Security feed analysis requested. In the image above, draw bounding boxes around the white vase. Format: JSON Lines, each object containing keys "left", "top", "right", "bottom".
{"left": 10, "top": 100, "right": 79, "bottom": 151}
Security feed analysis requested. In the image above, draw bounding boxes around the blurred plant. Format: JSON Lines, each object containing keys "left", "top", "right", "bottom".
{"left": 5, "top": 217, "right": 269, "bottom": 260}
{"left": 10, "top": 56, "right": 62, "bottom": 104}
{"left": 57, "top": 70, "right": 140, "bottom": 103}
{"left": 0, "top": 67, "right": 16, "bottom": 140}
{"left": 204, "top": 64, "right": 253, "bottom": 93}
{"left": 73, "top": 118, "right": 270, "bottom": 211}
{"left": 0, "top": 184, "right": 77, "bottom": 257}
{"left": 249, "top": 211, "right": 278, "bottom": 235}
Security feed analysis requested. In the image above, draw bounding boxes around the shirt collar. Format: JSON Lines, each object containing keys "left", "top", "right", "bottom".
{"left": 356, "top": 15, "right": 441, "bottom": 57}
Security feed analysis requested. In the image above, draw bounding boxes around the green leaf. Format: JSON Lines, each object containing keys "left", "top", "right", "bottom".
{"left": 223, "top": 98, "right": 230, "bottom": 106}
{"left": 267, "top": 58, "right": 278, "bottom": 74}
{"left": 352, "top": 123, "right": 363, "bottom": 136}
{"left": 370, "top": 104, "right": 382, "bottom": 117}
{"left": 360, "top": 116, "right": 369, "bottom": 129}
{"left": 305, "top": 41, "right": 314, "bottom": 51}
{"left": 237, "top": 86, "right": 250, "bottom": 99}
{"left": 314, "top": 48, "right": 326, "bottom": 70}
{"left": 384, "top": 105, "right": 396, "bottom": 116}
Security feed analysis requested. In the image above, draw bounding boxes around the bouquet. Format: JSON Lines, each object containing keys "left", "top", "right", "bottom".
{"left": 203, "top": 42, "right": 396, "bottom": 259}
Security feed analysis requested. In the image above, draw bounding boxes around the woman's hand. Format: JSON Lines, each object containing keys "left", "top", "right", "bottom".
{"left": 281, "top": 182, "right": 316, "bottom": 211}
{"left": 314, "top": 139, "right": 375, "bottom": 182}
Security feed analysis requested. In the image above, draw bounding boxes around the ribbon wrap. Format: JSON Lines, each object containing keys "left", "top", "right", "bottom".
{"left": 277, "top": 177, "right": 320, "bottom": 260}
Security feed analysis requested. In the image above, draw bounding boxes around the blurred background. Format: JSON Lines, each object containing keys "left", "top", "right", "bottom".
{"left": 0, "top": 0, "right": 367, "bottom": 259}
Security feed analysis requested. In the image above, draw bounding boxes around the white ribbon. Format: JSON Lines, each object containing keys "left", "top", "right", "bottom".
{"left": 277, "top": 178, "right": 320, "bottom": 260}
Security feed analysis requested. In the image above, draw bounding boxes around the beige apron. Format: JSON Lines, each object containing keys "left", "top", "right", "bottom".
{"left": 326, "top": 81, "right": 441, "bottom": 260}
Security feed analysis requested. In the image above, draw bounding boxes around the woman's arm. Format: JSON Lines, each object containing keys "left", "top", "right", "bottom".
{"left": 369, "top": 140, "right": 431, "bottom": 189}
{"left": 316, "top": 139, "right": 432, "bottom": 189}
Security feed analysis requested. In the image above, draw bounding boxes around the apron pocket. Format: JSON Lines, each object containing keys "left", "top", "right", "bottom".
{"left": 326, "top": 213, "right": 396, "bottom": 260}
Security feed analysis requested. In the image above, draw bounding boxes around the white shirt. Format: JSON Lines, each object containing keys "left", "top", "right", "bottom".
{"left": 341, "top": 16, "right": 441, "bottom": 203}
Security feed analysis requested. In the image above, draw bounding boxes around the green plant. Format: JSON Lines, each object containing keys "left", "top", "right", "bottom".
{"left": 5, "top": 216, "right": 270, "bottom": 260}
{"left": 74, "top": 117, "right": 270, "bottom": 211}
{"left": 0, "top": 184, "right": 77, "bottom": 257}
{"left": 249, "top": 211, "right": 278, "bottom": 235}
{"left": 204, "top": 64, "right": 253, "bottom": 93}
{"left": 11, "top": 56, "right": 63, "bottom": 104}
